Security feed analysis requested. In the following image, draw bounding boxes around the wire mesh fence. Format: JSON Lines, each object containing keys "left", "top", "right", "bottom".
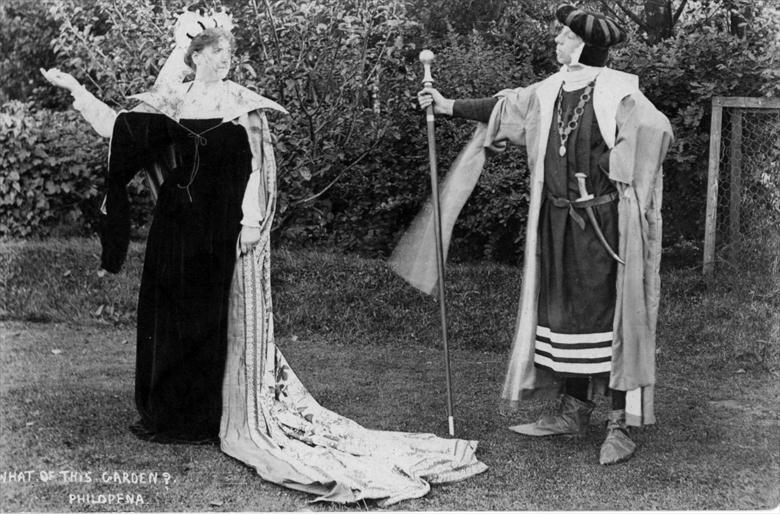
{"left": 704, "top": 97, "right": 780, "bottom": 276}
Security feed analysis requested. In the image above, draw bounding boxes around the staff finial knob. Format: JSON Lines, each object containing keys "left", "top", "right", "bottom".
{"left": 419, "top": 50, "right": 435, "bottom": 86}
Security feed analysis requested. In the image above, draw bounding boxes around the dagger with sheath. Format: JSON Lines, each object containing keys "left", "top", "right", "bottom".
{"left": 573, "top": 172, "right": 625, "bottom": 265}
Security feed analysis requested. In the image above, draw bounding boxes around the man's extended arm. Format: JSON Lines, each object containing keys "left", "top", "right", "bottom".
{"left": 452, "top": 97, "right": 499, "bottom": 123}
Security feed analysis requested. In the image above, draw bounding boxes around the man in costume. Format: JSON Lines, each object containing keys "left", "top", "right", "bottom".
{"left": 398, "top": 4, "right": 673, "bottom": 464}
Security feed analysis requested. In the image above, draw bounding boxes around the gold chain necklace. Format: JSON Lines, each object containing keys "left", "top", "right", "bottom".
{"left": 556, "top": 80, "right": 596, "bottom": 157}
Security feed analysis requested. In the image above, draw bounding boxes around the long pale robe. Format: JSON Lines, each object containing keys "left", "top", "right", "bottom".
{"left": 389, "top": 68, "right": 673, "bottom": 426}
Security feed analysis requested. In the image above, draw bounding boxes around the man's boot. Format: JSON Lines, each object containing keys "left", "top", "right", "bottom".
{"left": 509, "top": 394, "right": 594, "bottom": 437}
{"left": 599, "top": 409, "right": 636, "bottom": 465}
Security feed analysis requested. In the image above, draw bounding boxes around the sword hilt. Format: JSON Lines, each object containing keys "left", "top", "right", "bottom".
{"left": 574, "top": 173, "right": 594, "bottom": 201}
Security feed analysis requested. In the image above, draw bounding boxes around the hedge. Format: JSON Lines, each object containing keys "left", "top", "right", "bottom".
{"left": 2, "top": 0, "right": 777, "bottom": 263}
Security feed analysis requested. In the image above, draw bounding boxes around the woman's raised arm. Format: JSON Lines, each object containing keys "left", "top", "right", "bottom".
{"left": 40, "top": 68, "right": 117, "bottom": 138}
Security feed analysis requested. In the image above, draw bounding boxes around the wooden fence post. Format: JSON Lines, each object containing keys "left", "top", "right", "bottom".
{"left": 704, "top": 97, "right": 723, "bottom": 275}
{"left": 728, "top": 108, "right": 743, "bottom": 264}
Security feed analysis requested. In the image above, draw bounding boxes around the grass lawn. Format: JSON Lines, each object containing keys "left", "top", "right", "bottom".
{"left": 1, "top": 238, "right": 778, "bottom": 511}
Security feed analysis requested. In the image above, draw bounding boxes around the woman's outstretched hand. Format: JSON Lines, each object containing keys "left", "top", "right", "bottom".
{"left": 39, "top": 68, "right": 82, "bottom": 93}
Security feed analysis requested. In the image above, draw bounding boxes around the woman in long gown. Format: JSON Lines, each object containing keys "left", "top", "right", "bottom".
{"left": 42, "top": 9, "right": 486, "bottom": 505}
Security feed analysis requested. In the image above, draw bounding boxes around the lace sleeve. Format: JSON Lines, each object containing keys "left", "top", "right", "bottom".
{"left": 71, "top": 86, "right": 118, "bottom": 138}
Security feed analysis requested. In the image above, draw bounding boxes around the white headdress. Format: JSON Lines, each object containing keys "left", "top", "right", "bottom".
{"left": 153, "top": 7, "right": 234, "bottom": 89}
{"left": 173, "top": 8, "right": 233, "bottom": 48}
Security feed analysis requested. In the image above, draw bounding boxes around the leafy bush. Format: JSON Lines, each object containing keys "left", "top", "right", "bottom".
{"left": 0, "top": 101, "right": 150, "bottom": 238}
{"left": 3, "top": 0, "right": 778, "bottom": 264}
{"left": 49, "top": 0, "right": 176, "bottom": 109}
{"left": 226, "top": 0, "right": 419, "bottom": 245}
{"left": 327, "top": 26, "right": 547, "bottom": 261}
{"left": 611, "top": 9, "right": 779, "bottom": 243}
{"left": 0, "top": 0, "right": 63, "bottom": 108}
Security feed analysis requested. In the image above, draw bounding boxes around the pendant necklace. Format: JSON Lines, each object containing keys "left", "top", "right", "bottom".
{"left": 556, "top": 79, "right": 595, "bottom": 157}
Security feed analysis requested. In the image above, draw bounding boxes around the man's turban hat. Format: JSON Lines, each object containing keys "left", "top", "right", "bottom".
{"left": 556, "top": 4, "right": 627, "bottom": 67}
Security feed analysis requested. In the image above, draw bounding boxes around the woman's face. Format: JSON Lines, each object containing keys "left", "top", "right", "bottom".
{"left": 192, "top": 38, "right": 232, "bottom": 82}
{"left": 554, "top": 25, "right": 584, "bottom": 65}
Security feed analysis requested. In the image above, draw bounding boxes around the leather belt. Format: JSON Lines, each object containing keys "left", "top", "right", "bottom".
{"left": 545, "top": 191, "right": 618, "bottom": 230}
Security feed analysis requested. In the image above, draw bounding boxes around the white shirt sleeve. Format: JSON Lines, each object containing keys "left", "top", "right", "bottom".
{"left": 240, "top": 159, "right": 264, "bottom": 227}
{"left": 71, "top": 86, "right": 117, "bottom": 138}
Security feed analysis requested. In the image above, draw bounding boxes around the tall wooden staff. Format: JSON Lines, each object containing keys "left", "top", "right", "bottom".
{"left": 419, "top": 50, "right": 455, "bottom": 437}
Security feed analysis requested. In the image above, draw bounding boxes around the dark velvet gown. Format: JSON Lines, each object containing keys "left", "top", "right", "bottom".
{"left": 534, "top": 85, "right": 619, "bottom": 377}
{"left": 101, "top": 112, "right": 252, "bottom": 442}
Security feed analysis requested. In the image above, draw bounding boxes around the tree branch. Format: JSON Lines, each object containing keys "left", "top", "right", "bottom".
{"left": 672, "top": 0, "right": 689, "bottom": 25}
{"left": 251, "top": 0, "right": 285, "bottom": 103}
{"left": 598, "top": 0, "right": 625, "bottom": 23}
{"left": 610, "top": 0, "right": 649, "bottom": 31}
{"left": 291, "top": 134, "right": 384, "bottom": 206}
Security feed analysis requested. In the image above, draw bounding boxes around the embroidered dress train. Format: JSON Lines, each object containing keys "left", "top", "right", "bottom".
{"left": 223, "top": 207, "right": 486, "bottom": 505}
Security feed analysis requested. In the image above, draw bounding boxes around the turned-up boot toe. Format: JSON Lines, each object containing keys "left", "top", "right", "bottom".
{"left": 599, "top": 409, "right": 636, "bottom": 465}
{"left": 509, "top": 394, "right": 594, "bottom": 437}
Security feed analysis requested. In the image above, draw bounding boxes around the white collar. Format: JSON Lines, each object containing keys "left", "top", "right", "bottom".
{"left": 129, "top": 80, "right": 287, "bottom": 122}
{"left": 560, "top": 65, "right": 604, "bottom": 91}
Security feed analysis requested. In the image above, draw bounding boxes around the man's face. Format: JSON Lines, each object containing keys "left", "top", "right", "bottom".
{"left": 554, "top": 25, "right": 584, "bottom": 65}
